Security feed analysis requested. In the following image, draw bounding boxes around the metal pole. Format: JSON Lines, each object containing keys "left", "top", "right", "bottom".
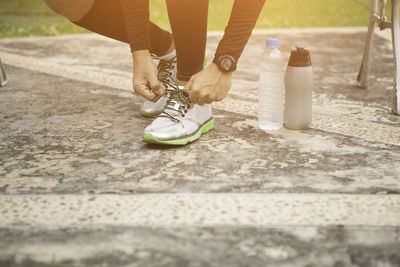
{"left": 0, "top": 57, "right": 7, "bottom": 87}
{"left": 357, "top": 0, "right": 378, "bottom": 88}
{"left": 391, "top": 0, "right": 400, "bottom": 114}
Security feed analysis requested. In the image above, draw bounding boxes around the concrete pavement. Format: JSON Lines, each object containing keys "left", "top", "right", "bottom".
{"left": 0, "top": 27, "right": 399, "bottom": 266}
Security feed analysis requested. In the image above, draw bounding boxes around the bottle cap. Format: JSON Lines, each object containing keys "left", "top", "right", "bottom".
{"left": 266, "top": 38, "right": 279, "bottom": 47}
{"left": 288, "top": 46, "right": 312, "bottom": 67}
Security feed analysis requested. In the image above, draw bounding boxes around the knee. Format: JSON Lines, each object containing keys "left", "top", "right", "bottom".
{"left": 44, "top": 0, "right": 94, "bottom": 22}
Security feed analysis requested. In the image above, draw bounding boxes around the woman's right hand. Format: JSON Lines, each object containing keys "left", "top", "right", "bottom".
{"left": 132, "top": 50, "right": 165, "bottom": 102}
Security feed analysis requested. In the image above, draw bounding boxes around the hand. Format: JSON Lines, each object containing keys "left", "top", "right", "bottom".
{"left": 184, "top": 62, "right": 233, "bottom": 105}
{"left": 132, "top": 50, "right": 165, "bottom": 102}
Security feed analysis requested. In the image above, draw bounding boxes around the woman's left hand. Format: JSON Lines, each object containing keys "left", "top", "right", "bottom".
{"left": 183, "top": 62, "right": 233, "bottom": 105}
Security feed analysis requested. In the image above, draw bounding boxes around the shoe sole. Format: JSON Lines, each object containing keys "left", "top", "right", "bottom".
{"left": 140, "top": 109, "right": 158, "bottom": 118}
{"left": 142, "top": 118, "right": 214, "bottom": 145}
{"left": 140, "top": 55, "right": 208, "bottom": 118}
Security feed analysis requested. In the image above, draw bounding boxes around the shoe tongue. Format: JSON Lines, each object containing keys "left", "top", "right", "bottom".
{"left": 160, "top": 85, "right": 189, "bottom": 120}
{"left": 158, "top": 50, "right": 176, "bottom": 61}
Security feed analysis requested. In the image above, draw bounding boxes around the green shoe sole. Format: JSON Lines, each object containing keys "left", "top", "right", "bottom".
{"left": 140, "top": 109, "right": 158, "bottom": 118}
{"left": 142, "top": 118, "right": 214, "bottom": 145}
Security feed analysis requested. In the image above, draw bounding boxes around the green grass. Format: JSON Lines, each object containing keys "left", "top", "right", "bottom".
{"left": 0, "top": 0, "right": 393, "bottom": 38}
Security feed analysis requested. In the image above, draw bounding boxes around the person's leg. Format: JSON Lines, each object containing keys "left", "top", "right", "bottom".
{"left": 44, "top": 0, "right": 94, "bottom": 22}
{"left": 46, "top": 0, "right": 173, "bottom": 56}
{"left": 166, "top": 0, "right": 209, "bottom": 84}
{"left": 141, "top": 0, "right": 212, "bottom": 145}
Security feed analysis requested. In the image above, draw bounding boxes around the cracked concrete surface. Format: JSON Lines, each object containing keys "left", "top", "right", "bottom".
{"left": 0, "top": 28, "right": 400, "bottom": 266}
{"left": 1, "top": 226, "right": 399, "bottom": 267}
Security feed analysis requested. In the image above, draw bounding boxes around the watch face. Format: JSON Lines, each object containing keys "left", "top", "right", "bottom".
{"left": 220, "top": 57, "right": 233, "bottom": 71}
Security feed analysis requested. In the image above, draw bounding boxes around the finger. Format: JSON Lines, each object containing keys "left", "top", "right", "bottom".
{"left": 197, "top": 99, "right": 205, "bottom": 105}
{"left": 134, "top": 83, "right": 159, "bottom": 102}
{"left": 189, "top": 85, "right": 200, "bottom": 104}
{"left": 194, "top": 90, "right": 205, "bottom": 105}
{"left": 204, "top": 94, "right": 214, "bottom": 104}
{"left": 183, "top": 76, "right": 195, "bottom": 96}
{"left": 215, "top": 96, "right": 224, "bottom": 102}
{"left": 189, "top": 91, "right": 198, "bottom": 104}
{"left": 205, "top": 91, "right": 216, "bottom": 104}
{"left": 203, "top": 89, "right": 214, "bottom": 103}
{"left": 209, "top": 92, "right": 222, "bottom": 102}
{"left": 198, "top": 92, "right": 210, "bottom": 106}
{"left": 149, "top": 78, "right": 164, "bottom": 96}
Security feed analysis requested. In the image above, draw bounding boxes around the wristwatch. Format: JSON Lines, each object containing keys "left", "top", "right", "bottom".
{"left": 214, "top": 54, "right": 237, "bottom": 72}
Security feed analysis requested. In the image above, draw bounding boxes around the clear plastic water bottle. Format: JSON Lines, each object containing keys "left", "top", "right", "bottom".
{"left": 258, "top": 38, "right": 285, "bottom": 131}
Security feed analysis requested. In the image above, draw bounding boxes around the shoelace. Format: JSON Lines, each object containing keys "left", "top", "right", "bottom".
{"left": 157, "top": 83, "right": 192, "bottom": 123}
{"left": 151, "top": 53, "right": 176, "bottom": 86}
{"left": 150, "top": 53, "right": 192, "bottom": 123}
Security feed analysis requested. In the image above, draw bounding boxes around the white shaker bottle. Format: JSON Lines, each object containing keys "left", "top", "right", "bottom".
{"left": 284, "top": 46, "right": 313, "bottom": 130}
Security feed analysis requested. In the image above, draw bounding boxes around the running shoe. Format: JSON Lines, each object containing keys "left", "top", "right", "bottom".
{"left": 140, "top": 51, "right": 177, "bottom": 117}
{"left": 142, "top": 83, "right": 214, "bottom": 145}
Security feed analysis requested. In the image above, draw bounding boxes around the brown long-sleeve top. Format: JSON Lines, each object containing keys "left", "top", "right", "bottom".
{"left": 119, "top": 0, "right": 265, "bottom": 64}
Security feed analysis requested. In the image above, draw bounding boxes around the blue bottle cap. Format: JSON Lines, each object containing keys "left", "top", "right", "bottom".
{"left": 266, "top": 38, "right": 279, "bottom": 47}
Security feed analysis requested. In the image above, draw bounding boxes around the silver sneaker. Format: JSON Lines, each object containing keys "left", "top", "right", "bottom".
{"left": 142, "top": 82, "right": 214, "bottom": 145}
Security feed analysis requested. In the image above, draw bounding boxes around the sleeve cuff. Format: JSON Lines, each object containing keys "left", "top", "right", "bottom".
{"left": 129, "top": 41, "right": 150, "bottom": 53}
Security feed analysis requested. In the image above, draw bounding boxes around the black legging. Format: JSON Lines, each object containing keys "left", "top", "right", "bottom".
{"left": 72, "top": 0, "right": 208, "bottom": 81}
